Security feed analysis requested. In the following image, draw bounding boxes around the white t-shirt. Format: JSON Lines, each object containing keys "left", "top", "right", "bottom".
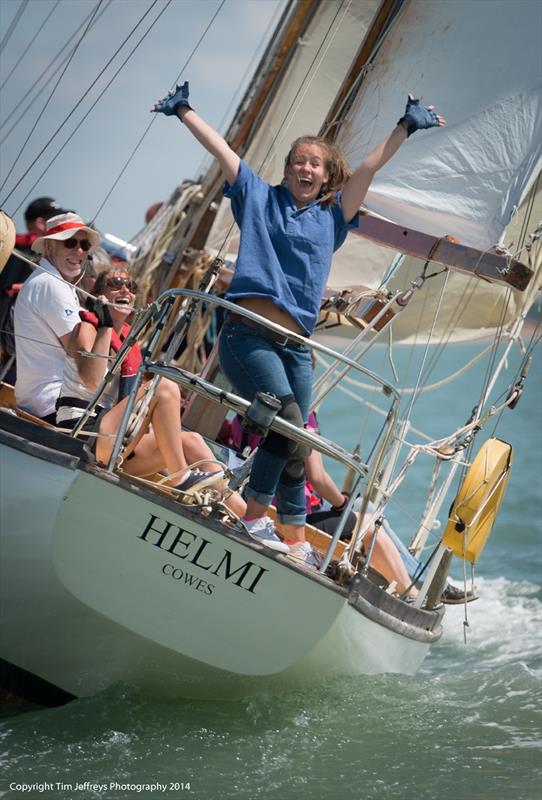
{"left": 14, "top": 259, "right": 80, "bottom": 417}
{"left": 56, "top": 351, "right": 118, "bottom": 423}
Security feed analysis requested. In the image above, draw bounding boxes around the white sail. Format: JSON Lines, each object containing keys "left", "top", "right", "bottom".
{"left": 328, "top": 0, "right": 542, "bottom": 341}
{"left": 326, "top": 171, "right": 542, "bottom": 344}
{"left": 205, "top": 0, "right": 540, "bottom": 345}
{"left": 338, "top": 0, "right": 542, "bottom": 249}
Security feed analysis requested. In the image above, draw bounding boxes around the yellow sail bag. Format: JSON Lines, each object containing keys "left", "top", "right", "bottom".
{"left": 442, "top": 438, "right": 513, "bottom": 564}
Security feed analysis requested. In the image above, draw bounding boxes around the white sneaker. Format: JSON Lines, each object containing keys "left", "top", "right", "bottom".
{"left": 242, "top": 516, "right": 289, "bottom": 554}
{"left": 288, "top": 541, "right": 322, "bottom": 568}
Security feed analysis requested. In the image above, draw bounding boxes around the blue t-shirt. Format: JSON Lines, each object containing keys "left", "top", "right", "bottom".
{"left": 224, "top": 160, "right": 358, "bottom": 335}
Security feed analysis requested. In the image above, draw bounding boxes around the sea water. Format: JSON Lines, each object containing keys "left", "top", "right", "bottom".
{"left": 1, "top": 342, "right": 540, "bottom": 800}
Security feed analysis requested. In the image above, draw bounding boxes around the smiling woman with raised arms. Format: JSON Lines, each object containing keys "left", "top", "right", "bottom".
{"left": 152, "top": 84, "right": 445, "bottom": 564}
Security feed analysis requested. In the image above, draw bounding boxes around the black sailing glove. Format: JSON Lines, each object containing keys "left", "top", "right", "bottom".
{"left": 151, "top": 81, "right": 193, "bottom": 119}
{"left": 398, "top": 95, "right": 440, "bottom": 136}
{"left": 93, "top": 298, "right": 114, "bottom": 329}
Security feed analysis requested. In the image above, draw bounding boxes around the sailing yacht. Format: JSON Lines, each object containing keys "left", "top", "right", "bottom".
{"left": 0, "top": 0, "right": 540, "bottom": 703}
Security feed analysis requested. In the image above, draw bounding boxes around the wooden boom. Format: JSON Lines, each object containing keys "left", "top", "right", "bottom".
{"left": 353, "top": 212, "right": 533, "bottom": 291}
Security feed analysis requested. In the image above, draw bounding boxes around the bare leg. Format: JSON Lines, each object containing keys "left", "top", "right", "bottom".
{"left": 181, "top": 431, "right": 220, "bottom": 472}
{"left": 364, "top": 527, "right": 417, "bottom": 597}
{"left": 223, "top": 491, "right": 246, "bottom": 517}
{"left": 281, "top": 523, "right": 305, "bottom": 544}
{"left": 244, "top": 499, "right": 304, "bottom": 544}
{"left": 245, "top": 497, "right": 269, "bottom": 520}
{"left": 95, "top": 379, "right": 189, "bottom": 483}
{"left": 120, "top": 431, "right": 167, "bottom": 476}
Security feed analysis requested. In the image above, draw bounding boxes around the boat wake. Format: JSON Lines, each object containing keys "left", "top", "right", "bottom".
{"left": 424, "top": 576, "right": 542, "bottom": 675}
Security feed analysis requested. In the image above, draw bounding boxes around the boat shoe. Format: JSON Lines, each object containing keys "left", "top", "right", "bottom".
{"left": 242, "top": 516, "right": 289, "bottom": 554}
{"left": 441, "top": 583, "right": 479, "bottom": 604}
{"left": 175, "top": 468, "right": 224, "bottom": 494}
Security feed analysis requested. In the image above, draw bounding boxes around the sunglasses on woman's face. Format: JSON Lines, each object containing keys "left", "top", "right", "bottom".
{"left": 62, "top": 237, "right": 92, "bottom": 252}
{"left": 105, "top": 276, "right": 138, "bottom": 292}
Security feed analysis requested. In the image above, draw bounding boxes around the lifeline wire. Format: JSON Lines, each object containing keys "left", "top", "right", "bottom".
{"left": 0, "top": 1, "right": 113, "bottom": 142}
{"left": 92, "top": 0, "right": 226, "bottom": 225}
{"left": 2, "top": 0, "right": 161, "bottom": 209}
{"left": 0, "top": 0, "right": 60, "bottom": 91}
{"left": 0, "top": 0, "right": 105, "bottom": 196}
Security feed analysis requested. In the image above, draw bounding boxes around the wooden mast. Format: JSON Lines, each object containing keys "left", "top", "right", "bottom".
{"left": 320, "top": 0, "right": 403, "bottom": 141}
{"left": 187, "top": 0, "right": 320, "bottom": 251}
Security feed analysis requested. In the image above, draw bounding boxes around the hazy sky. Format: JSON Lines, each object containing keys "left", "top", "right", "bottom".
{"left": 0, "top": 0, "right": 284, "bottom": 241}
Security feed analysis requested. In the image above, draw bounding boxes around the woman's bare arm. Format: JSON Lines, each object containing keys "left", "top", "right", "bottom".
{"left": 341, "top": 97, "right": 446, "bottom": 222}
{"left": 151, "top": 84, "right": 240, "bottom": 185}
{"left": 341, "top": 125, "right": 408, "bottom": 222}
{"left": 304, "top": 449, "right": 345, "bottom": 508}
{"left": 178, "top": 108, "right": 240, "bottom": 186}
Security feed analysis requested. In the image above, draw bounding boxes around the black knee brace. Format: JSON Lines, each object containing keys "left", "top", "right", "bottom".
{"left": 260, "top": 395, "right": 310, "bottom": 483}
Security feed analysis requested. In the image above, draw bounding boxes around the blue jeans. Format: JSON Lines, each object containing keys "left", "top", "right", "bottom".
{"left": 219, "top": 321, "right": 312, "bottom": 525}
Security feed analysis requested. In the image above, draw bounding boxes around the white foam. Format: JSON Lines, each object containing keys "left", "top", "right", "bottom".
{"left": 439, "top": 576, "right": 542, "bottom": 669}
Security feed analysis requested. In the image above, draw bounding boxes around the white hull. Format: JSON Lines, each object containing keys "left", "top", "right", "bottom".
{"left": 0, "top": 424, "right": 439, "bottom": 700}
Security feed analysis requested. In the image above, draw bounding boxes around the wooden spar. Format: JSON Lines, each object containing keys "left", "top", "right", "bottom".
{"left": 320, "top": 0, "right": 402, "bottom": 140}
{"left": 319, "top": 0, "right": 533, "bottom": 292}
{"left": 227, "top": 0, "right": 318, "bottom": 154}
{"left": 188, "top": 0, "right": 318, "bottom": 251}
{"left": 353, "top": 213, "right": 533, "bottom": 291}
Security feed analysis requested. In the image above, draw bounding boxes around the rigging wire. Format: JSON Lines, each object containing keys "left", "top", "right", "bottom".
{"left": 401, "top": 271, "right": 451, "bottom": 428}
{"left": 466, "top": 180, "right": 542, "bottom": 440}
{"left": 193, "top": 0, "right": 281, "bottom": 182}
{"left": 0, "top": 0, "right": 60, "bottom": 92}
{"left": 0, "top": 0, "right": 113, "bottom": 141}
{"left": 476, "top": 290, "right": 513, "bottom": 409}
{"left": 0, "top": 0, "right": 29, "bottom": 57}
{"left": 418, "top": 277, "right": 479, "bottom": 383}
{"left": 5, "top": 2, "right": 177, "bottom": 219}
{"left": 332, "top": 341, "right": 496, "bottom": 396}
{"left": 516, "top": 172, "right": 539, "bottom": 249}
{"left": 1, "top": 0, "right": 162, "bottom": 208}
{"left": 0, "top": 0, "right": 105, "bottom": 197}
{"left": 414, "top": 216, "right": 540, "bottom": 391}
{"left": 211, "top": 0, "right": 354, "bottom": 260}
{"left": 92, "top": 0, "right": 226, "bottom": 225}
{"left": 394, "top": 262, "right": 436, "bottom": 413}
{"left": 257, "top": 0, "right": 354, "bottom": 176}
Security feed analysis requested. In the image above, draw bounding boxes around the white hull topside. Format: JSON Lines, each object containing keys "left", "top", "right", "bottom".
{"left": 0, "top": 429, "right": 438, "bottom": 699}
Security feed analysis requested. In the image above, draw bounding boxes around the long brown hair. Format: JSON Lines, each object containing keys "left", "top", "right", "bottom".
{"left": 284, "top": 136, "right": 351, "bottom": 206}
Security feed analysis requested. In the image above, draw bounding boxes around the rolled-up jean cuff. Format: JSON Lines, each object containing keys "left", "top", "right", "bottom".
{"left": 245, "top": 486, "right": 275, "bottom": 508}
{"left": 278, "top": 512, "right": 307, "bottom": 526}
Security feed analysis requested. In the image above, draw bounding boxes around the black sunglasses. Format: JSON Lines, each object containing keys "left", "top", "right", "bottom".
{"left": 105, "top": 276, "right": 138, "bottom": 292}
{"left": 63, "top": 237, "right": 92, "bottom": 252}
